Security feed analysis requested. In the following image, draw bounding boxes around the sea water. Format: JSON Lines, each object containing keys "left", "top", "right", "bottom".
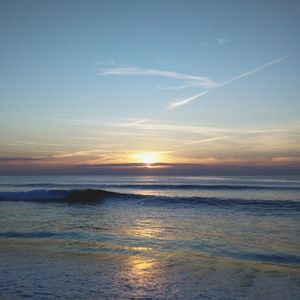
{"left": 0, "top": 175, "right": 300, "bottom": 299}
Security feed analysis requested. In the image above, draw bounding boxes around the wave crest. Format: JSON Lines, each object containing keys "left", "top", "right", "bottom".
{"left": 0, "top": 189, "right": 300, "bottom": 210}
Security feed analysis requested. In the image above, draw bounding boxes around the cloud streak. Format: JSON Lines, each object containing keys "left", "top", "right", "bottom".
{"left": 120, "top": 119, "right": 148, "bottom": 127}
{"left": 100, "top": 67, "right": 217, "bottom": 89}
{"left": 167, "top": 91, "right": 210, "bottom": 110}
{"left": 157, "top": 80, "right": 212, "bottom": 90}
{"left": 168, "top": 54, "right": 291, "bottom": 109}
{"left": 182, "top": 136, "right": 230, "bottom": 146}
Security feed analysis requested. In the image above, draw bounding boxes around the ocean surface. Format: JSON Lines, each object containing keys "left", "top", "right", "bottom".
{"left": 0, "top": 175, "right": 300, "bottom": 299}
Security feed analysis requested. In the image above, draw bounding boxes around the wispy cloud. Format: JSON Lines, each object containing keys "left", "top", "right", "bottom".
{"left": 114, "top": 119, "right": 293, "bottom": 138}
{"left": 1, "top": 140, "right": 63, "bottom": 147}
{"left": 48, "top": 118, "right": 105, "bottom": 125}
{"left": 51, "top": 117, "right": 293, "bottom": 138}
{"left": 157, "top": 80, "right": 212, "bottom": 90}
{"left": 120, "top": 119, "right": 148, "bottom": 127}
{"left": 167, "top": 54, "right": 291, "bottom": 109}
{"left": 182, "top": 136, "right": 230, "bottom": 146}
{"left": 100, "top": 67, "right": 217, "bottom": 89}
{"left": 53, "top": 149, "right": 107, "bottom": 158}
{"left": 0, "top": 156, "right": 44, "bottom": 161}
{"left": 216, "top": 37, "right": 228, "bottom": 45}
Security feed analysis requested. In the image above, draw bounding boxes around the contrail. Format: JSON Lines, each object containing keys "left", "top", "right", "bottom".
{"left": 167, "top": 54, "right": 291, "bottom": 110}
{"left": 219, "top": 54, "right": 291, "bottom": 86}
{"left": 168, "top": 91, "right": 210, "bottom": 110}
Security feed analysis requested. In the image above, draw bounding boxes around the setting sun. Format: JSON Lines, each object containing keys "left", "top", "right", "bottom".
{"left": 136, "top": 152, "right": 158, "bottom": 164}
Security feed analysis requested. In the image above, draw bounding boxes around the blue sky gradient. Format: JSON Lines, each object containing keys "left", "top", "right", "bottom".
{"left": 1, "top": 0, "right": 299, "bottom": 174}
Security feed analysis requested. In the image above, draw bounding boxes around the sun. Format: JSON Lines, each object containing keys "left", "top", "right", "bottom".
{"left": 136, "top": 152, "right": 158, "bottom": 165}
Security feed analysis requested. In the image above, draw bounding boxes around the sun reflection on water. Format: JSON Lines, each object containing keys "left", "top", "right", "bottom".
{"left": 128, "top": 256, "right": 158, "bottom": 278}
{"left": 117, "top": 254, "right": 163, "bottom": 298}
{"left": 126, "top": 218, "right": 163, "bottom": 239}
{"left": 114, "top": 218, "right": 166, "bottom": 296}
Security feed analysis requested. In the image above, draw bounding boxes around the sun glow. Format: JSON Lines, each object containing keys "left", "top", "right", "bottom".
{"left": 136, "top": 152, "right": 158, "bottom": 164}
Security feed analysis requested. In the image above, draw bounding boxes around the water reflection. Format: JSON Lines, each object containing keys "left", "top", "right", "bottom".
{"left": 115, "top": 217, "right": 166, "bottom": 297}
{"left": 128, "top": 256, "right": 158, "bottom": 279}
{"left": 117, "top": 255, "right": 163, "bottom": 298}
{"left": 126, "top": 218, "right": 165, "bottom": 240}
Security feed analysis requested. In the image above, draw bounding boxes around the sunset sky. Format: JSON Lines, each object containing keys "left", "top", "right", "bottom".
{"left": 1, "top": 0, "right": 300, "bottom": 175}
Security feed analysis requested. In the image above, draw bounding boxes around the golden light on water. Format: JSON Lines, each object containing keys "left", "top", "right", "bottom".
{"left": 125, "top": 218, "right": 163, "bottom": 239}
{"left": 129, "top": 256, "right": 158, "bottom": 277}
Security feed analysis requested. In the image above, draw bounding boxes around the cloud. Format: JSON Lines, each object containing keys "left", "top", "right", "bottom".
{"left": 0, "top": 156, "right": 44, "bottom": 161}
{"left": 51, "top": 117, "right": 294, "bottom": 139}
{"left": 120, "top": 119, "right": 148, "bottom": 127}
{"left": 157, "top": 80, "right": 212, "bottom": 90}
{"left": 167, "top": 91, "right": 210, "bottom": 110}
{"left": 100, "top": 67, "right": 217, "bottom": 89}
{"left": 182, "top": 136, "right": 231, "bottom": 146}
{"left": 216, "top": 37, "right": 227, "bottom": 45}
{"left": 70, "top": 162, "right": 300, "bottom": 176}
{"left": 53, "top": 149, "right": 107, "bottom": 158}
{"left": 1, "top": 140, "right": 63, "bottom": 147}
{"left": 49, "top": 117, "right": 106, "bottom": 124}
{"left": 78, "top": 162, "right": 172, "bottom": 169}
{"left": 168, "top": 54, "right": 291, "bottom": 109}
{"left": 272, "top": 156, "right": 300, "bottom": 164}
{"left": 113, "top": 119, "right": 291, "bottom": 135}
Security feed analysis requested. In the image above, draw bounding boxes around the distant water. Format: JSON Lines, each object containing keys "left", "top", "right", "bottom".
{"left": 1, "top": 175, "right": 300, "bottom": 299}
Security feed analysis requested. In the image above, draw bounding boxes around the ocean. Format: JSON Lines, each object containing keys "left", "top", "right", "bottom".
{"left": 0, "top": 175, "right": 300, "bottom": 299}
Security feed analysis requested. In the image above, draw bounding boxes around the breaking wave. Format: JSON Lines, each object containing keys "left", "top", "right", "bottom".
{"left": 0, "top": 189, "right": 300, "bottom": 210}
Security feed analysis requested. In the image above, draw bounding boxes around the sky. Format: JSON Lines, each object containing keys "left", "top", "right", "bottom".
{"left": 0, "top": 0, "right": 300, "bottom": 175}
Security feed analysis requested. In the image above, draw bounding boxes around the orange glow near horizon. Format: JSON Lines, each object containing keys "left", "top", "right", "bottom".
{"left": 135, "top": 152, "right": 159, "bottom": 165}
